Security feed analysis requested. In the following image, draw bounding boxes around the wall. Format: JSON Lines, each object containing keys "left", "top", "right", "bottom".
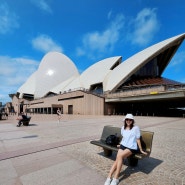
{"left": 19, "top": 90, "right": 104, "bottom": 115}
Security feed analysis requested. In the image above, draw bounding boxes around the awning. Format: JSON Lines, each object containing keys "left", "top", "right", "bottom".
{"left": 51, "top": 104, "right": 63, "bottom": 108}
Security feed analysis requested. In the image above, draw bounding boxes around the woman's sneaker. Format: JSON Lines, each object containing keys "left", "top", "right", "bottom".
{"left": 110, "top": 178, "right": 119, "bottom": 185}
{"left": 104, "top": 178, "right": 112, "bottom": 185}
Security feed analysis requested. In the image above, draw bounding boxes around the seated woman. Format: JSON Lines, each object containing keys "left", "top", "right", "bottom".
{"left": 104, "top": 114, "right": 147, "bottom": 185}
{"left": 16, "top": 112, "right": 27, "bottom": 127}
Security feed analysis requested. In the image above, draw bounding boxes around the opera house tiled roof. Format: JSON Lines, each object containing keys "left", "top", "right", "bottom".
{"left": 17, "top": 33, "right": 185, "bottom": 99}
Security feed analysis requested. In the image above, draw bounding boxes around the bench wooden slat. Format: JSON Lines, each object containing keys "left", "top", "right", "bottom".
{"left": 100, "top": 126, "right": 122, "bottom": 141}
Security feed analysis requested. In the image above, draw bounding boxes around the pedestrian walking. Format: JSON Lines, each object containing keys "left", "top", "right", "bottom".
{"left": 57, "top": 108, "right": 62, "bottom": 123}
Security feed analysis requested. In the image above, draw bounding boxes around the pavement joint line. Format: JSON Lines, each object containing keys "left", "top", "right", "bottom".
{"left": 0, "top": 135, "right": 99, "bottom": 161}
{"left": 0, "top": 118, "right": 183, "bottom": 161}
{"left": 140, "top": 118, "right": 184, "bottom": 129}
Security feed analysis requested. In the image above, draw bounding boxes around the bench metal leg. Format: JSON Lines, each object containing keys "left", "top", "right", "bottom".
{"left": 23, "top": 121, "right": 29, "bottom": 126}
{"left": 127, "top": 156, "right": 138, "bottom": 167}
{"left": 103, "top": 148, "right": 112, "bottom": 156}
{"left": 23, "top": 122, "right": 29, "bottom": 126}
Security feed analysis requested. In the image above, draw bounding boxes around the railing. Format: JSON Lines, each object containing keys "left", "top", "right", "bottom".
{"left": 105, "top": 84, "right": 185, "bottom": 98}
{"left": 22, "top": 83, "right": 185, "bottom": 101}
{"left": 32, "top": 87, "right": 104, "bottom": 102}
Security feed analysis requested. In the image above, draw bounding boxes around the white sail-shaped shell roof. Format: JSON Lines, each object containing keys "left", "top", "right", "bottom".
{"left": 104, "top": 33, "right": 185, "bottom": 92}
{"left": 80, "top": 56, "right": 122, "bottom": 90}
{"left": 50, "top": 56, "right": 122, "bottom": 93}
{"left": 17, "top": 33, "right": 185, "bottom": 99}
{"left": 62, "top": 76, "right": 82, "bottom": 92}
{"left": 50, "top": 75, "right": 81, "bottom": 94}
{"left": 17, "top": 71, "right": 36, "bottom": 98}
{"left": 34, "top": 52, "right": 79, "bottom": 98}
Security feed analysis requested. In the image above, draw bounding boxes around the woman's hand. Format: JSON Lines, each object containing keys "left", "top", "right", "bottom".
{"left": 117, "top": 144, "right": 120, "bottom": 148}
{"left": 140, "top": 150, "right": 148, "bottom": 155}
{"left": 16, "top": 116, "right": 21, "bottom": 120}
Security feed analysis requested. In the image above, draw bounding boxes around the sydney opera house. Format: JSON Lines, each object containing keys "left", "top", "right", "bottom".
{"left": 9, "top": 33, "right": 185, "bottom": 117}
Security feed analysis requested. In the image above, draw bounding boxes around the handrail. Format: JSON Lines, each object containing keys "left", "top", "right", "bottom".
{"left": 105, "top": 84, "right": 185, "bottom": 98}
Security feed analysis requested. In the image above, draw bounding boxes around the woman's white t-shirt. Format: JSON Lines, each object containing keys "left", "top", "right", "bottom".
{"left": 120, "top": 126, "right": 140, "bottom": 150}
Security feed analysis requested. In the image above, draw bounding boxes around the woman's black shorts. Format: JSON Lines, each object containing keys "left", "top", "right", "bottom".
{"left": 119, "top": 144, "right": 139, "bottom": 154}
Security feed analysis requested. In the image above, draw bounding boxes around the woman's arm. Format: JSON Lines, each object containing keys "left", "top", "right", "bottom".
{"left": 137, "top": 139, "right": 148, "bottom": 155}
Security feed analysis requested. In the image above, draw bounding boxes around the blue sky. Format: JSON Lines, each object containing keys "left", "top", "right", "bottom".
{"left": 0, "top": 0, "right": 185, "bottom": 104}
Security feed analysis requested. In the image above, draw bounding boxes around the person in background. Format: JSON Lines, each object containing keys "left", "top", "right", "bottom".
{"left": 16, "top": 112, "right": 27, "bottom": 127}
{"left": 57, "top": 108, "right": 62, "bottom": 123}
{"left": 104, "top": 113, "right": 147, "bottom": 185}
{"left": 5, "top": 112, "right": 8, "bottom": 119}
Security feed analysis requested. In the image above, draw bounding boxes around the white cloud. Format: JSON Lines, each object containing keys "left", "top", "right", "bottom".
{"left": 76, "top": 14, "right": 125, "bottom": 59}
{"left": 31, "top": 0, "right": 52, "bottom": 13}
{"left": 0, "top": 56, "right": 39, "bottom": 102}
{"left": 0, "top": 3, "right": 19, "bottom": 34}
{"left": 163, "top": 50, "right": 185, "bottom": 83}
{"left": 31, "top": 34, "right": 63, "bottom": 53}
{"left": 128, "top": 8, "right": 160, "bottom": 46}
{"left": 107, "top": 10, "right": 112, "bottom": 20}
{"left": 0, "top": 56, "right": 39, "bottom": 99}
{"left": 169, "top": 51, "right": 185, "bottom": 67}
{"left": 76, "top": 8, "right": 159, "bottom": 60}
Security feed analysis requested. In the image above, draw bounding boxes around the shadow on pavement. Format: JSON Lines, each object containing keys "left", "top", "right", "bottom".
{"left": 98, "top": 151, "right": 162, "bottom": 181}
{"left": 27, "top": 123, "right": 38, "bottom": 126}
{"left": 22, "top": 135, "right": 38, "bottom": 138}
{"left": 119, "top": 157, "right": 163, "bottom": 182}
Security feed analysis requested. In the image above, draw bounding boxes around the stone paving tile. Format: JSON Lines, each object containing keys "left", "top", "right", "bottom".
{"left": 0, "top": 115, "right": 185, "bottom": 185}
{"left": 0, "top": 135, "right": 99, "bottom": 161}
{"left": 58, "top": 120, "right": 185, "bottom": 185}
{"left": 19, "top": 158, "right": 105, "bottom": 185}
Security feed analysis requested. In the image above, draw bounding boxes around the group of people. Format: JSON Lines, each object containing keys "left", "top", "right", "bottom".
{"left": 16, "top": 108, "right": 63, "bottom": 127}
{"left": 0, "top": 112, "right": 8, "bottom": 120}
{"left": 104, "top": 113, "right": 147, "bottom": 185}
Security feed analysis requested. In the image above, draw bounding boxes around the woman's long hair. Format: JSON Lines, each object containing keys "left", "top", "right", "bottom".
{"left": 124, "top": 119, "right": 135, "bottom": 129}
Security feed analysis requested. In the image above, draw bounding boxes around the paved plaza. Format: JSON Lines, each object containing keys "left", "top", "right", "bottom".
{"left": 0, "top": 114, "right": 185, "bottom": 185}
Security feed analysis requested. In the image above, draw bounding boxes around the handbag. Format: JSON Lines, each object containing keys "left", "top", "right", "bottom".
{"left": 105, "top": 134, "right": 120, "bottom": 146}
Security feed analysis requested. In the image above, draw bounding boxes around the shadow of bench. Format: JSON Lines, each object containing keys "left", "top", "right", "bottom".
{"left": 90, "top": 125, "right": 154, "bottom": 166}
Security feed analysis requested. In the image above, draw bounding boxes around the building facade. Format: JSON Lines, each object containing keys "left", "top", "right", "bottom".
{"left": 9, "top": 33, "right": 185, "bottom": 117}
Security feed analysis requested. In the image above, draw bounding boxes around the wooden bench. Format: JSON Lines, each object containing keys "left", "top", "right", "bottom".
{"left": 21, "top": 116, "right": 31, "bottom": 126}
{"left": 90, "top": 125, "right": 154, "bottom": 166}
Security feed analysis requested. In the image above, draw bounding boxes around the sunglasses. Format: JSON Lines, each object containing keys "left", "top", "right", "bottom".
{"left": 125, "top": 119, "right": 133, "bottom": 121}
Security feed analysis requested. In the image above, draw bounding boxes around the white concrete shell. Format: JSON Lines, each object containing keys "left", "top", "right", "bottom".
{"left": 62, "top": 76, "right": 82, "bottom": 92}
{"left": 105, "top": 33, "right": 185, "bottom": 92}
{"left": 50, "top": 75, "right": 81, "bottom": 94}
{"left": 80, "top": 56, "right": 122, "bottom": 90}
{"left": 16, "top": 33, "right": 185, "bottom": 100}
{"left": 17, "top": 71, "right": 36, "bottom": 98}
{"left": 50, "top": 56, "right": 122, "bottom": 93}
{"left": 34, "top": 52, "right": 79, "bottom": 98}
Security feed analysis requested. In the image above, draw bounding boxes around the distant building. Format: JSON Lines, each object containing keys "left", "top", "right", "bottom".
{"left": 9, "top": 33, "right": 185, "bottom": 117}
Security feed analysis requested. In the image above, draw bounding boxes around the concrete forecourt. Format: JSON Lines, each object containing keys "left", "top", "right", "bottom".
{"left": 0, "top": 114, "right": 185, "bottom": 185}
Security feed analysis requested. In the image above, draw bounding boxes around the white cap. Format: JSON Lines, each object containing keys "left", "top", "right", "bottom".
{"left": 123, "top": 113, "right": 134, "bottom": 121}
